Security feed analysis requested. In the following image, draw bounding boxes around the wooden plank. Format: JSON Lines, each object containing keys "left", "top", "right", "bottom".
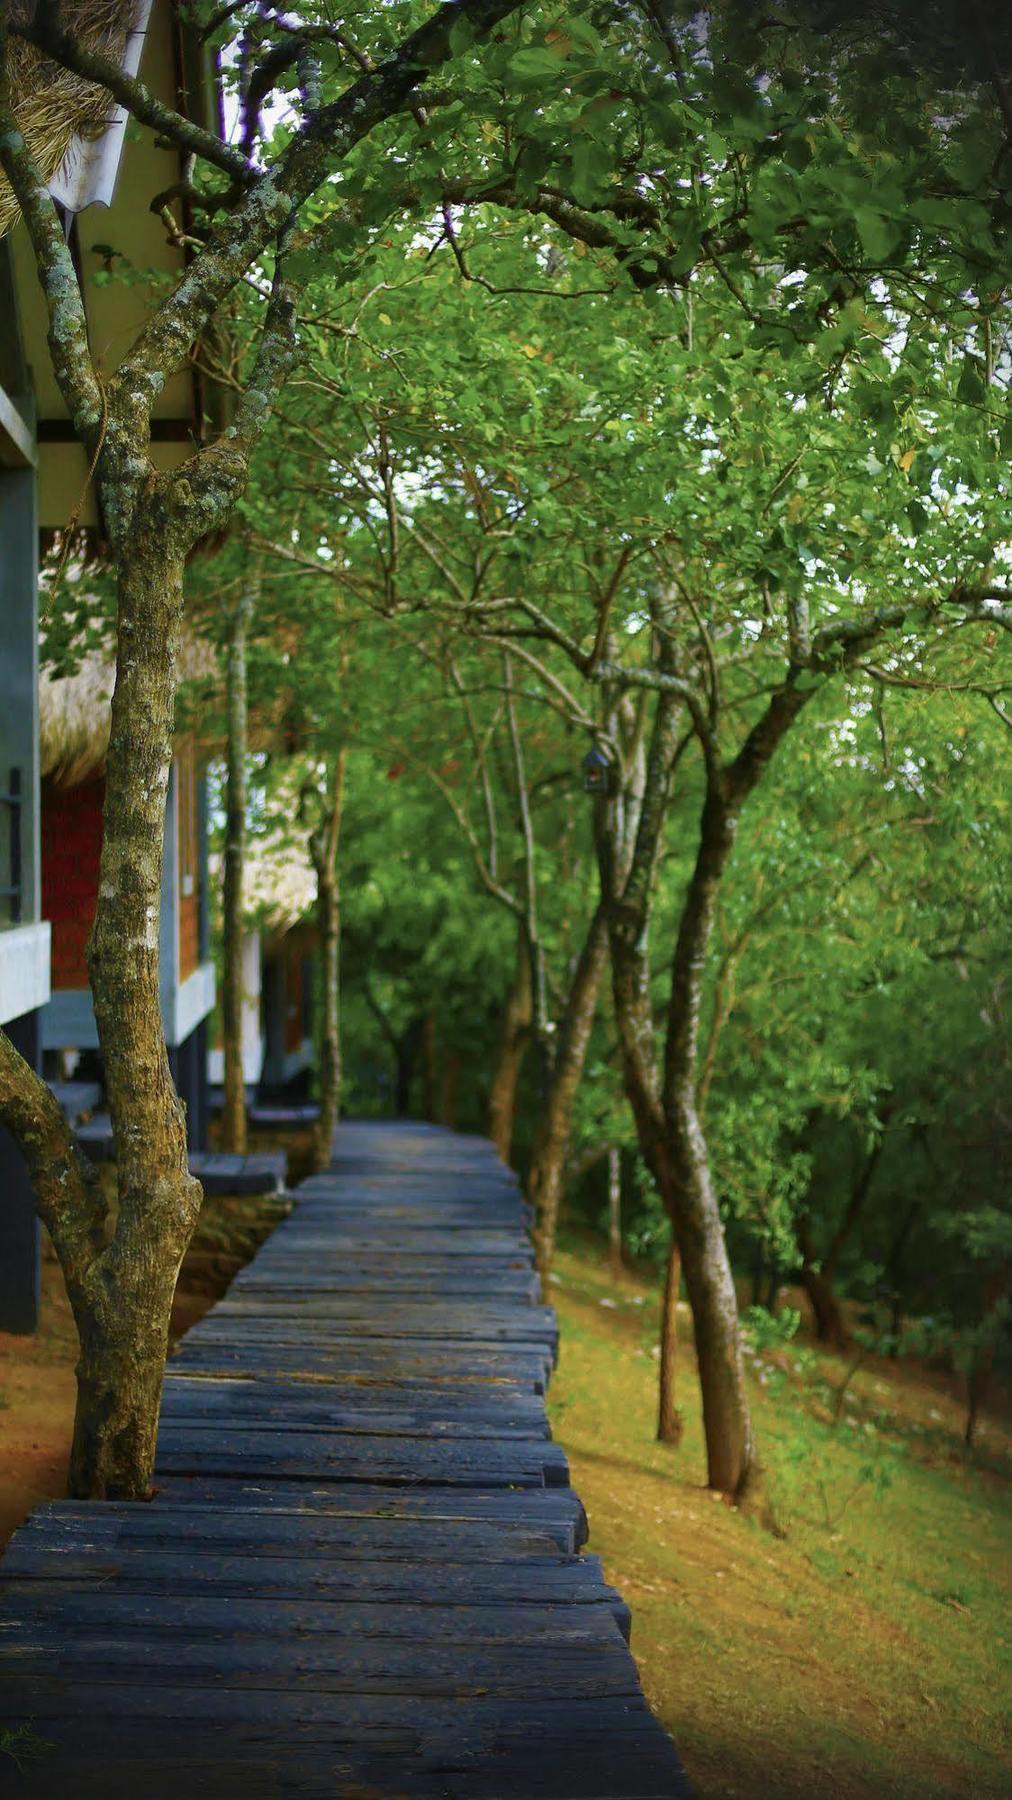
{"left": 15, "top": 1512, "right": 575, "bottom": 1561}
{"left": 179, "top": 1327, "right": 556, "bottom": 1370}
{"left": 0, "top": 1590, "right": 614, "bottom": 1644}
{"left": 142, "top": 1481, "right": 589, "bottom": 1546}
{"left": 250, "top": 1245, "right": 531, "bottom": 1260}
{"left": 168, "top": 1344, "right": 553, "bottom": 1392}
{"left": 153, "top": 1425, "right": 569, "bottom": 1486}
{"left": 210, "top": 1297, "right": 558, "bottom": 1338}
{"left": 0, "top": 1717, "right": 687, "bottom": 1800}
{"left": 249, "top": 1233, "right": 535, "bottom": 1256}
{"left": 230, "top": 1270, "right": 541, "bottom": 1297}
{"left": 0, "top": 1550, "right": 624, "bottom": 1615}
{"left": 163, "top": 1372, "right": 546, "bottom": 1410}
{"left": 0, "top": 1630, "right": 642, "bottom": 1699}
{"left": 157, "top": 1378, "right": 550, "bottom": 1440}
{"left": 0, "top": 1739, "right": 687, "bottom": 1800}
{"left": 155, "top": 1407, "right": 550, "bottom": 1444}
{"left": 0, "top": 1681, "right": 662, "bottom": 1737}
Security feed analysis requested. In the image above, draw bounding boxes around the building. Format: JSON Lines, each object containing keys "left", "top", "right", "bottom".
{"left": 0, "top": 240, "right": 50, "bottom": 1333}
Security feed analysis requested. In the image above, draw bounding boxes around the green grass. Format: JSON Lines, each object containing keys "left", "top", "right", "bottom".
{"left": 0, "top": 1724, "right": 53, "bottom": 1773}
{"left": 547, "top": 1239, "right": 1012, "bottom": 1800}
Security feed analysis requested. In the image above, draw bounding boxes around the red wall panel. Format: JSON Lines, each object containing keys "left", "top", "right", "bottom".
{"left": 41, "top": 777, "right": 105, "bottom": 990}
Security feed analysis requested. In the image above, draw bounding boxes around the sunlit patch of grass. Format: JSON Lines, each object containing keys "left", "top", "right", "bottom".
{"left": 548, "top": 1238, "right": 1012, "bottom": 1800}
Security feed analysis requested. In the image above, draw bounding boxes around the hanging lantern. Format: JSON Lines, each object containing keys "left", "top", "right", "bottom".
{"left": 582, "top": 744, "right": 611, "bottom": 796}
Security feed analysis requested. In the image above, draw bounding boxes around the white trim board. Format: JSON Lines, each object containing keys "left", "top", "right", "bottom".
{"left": 169, "top": 960, "right": 216, "bottom": 1047}
{"left": 0, "top": 922, "right": 50, "bottom": 1025}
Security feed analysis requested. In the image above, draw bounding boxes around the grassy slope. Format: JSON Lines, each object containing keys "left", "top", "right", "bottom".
{"left": 548, "top": 1242, "right": 1011, "bottom": 1800}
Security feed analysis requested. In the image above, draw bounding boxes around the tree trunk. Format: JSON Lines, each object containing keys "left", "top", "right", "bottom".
{"left": 798, "top": 1257, "right": 848, "bottom": 1350}
{"left": 313, "top": 869, "right": 340, "bottom": 1168}
{"left": 68, "top": 1262, "right": 180, "bottom": 1497}
{"left": 657, "top": 1238, "right": 684, "bottom": 1443}
{"left": 797, "top": 1132, "right": 886, "bottom": 1349}
{"left": 886, "top": 1198, "right": 920, "bottom": 1356}
{"left": 395, "top": 1021, "right": 422, "bottom": 1117}
{"left": 442, "top": 1052, "right": 460, "bottom": 1131}
{"left": 421, "top": 1013, "right": 438, "bottom": 1122}
{"left": 530, "top": 905, "right": 608, "bottom": 1277}
{"left": 601, "top": 757, "right": 759, "bottom": 1500}
{"left": 665, "top": 1094, "right": 755, "bottom": 1494}
{"left": 310, "top": 751, "right": 347, "bottom": 1173}
{"left": 82, "top": 539, "right": 203, "bottom": 1497}
{"left": 608, "top": 1146, "right": 623, "bottom": 1282}
{"left": 221, "top": 583, "right": 253, "bottom": 1154}
{"left": 487, "top": 924, "right": 533, "bottom": 1163}
{"left": 965, "top": 1262, "right": 1010, "bottom": 1448}
{"left": 659, "top": 781, "right": 764, "bottom": 1501}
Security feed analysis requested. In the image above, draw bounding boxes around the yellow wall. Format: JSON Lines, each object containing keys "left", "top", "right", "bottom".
{"left": 11, "top": 0, "right": 216, "bottom": 528}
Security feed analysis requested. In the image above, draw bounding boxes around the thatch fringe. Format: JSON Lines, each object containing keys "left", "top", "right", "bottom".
{"left": 40, "top": 630, "right": 219, "bottom": 787}
{"left": 39, "top": 649, "right": 114, "bottom": 787}
{"left": 0, "top": 2, "right": 140, "bottom": 239}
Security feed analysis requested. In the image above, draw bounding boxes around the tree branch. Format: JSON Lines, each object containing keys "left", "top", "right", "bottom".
{"left": 0, "top": 27, "right": 103, "bottom": 442}
{"left": 0, "top": 1029, "right": 106, "bottom": 1288}
{"left": 108, "top": 0, "right": 525, "bottom": 424}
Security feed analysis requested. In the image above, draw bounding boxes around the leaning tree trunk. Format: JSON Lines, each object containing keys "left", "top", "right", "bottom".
{"left": 660, "top": 782, "right": 765, "bottom": 1502}
{"left": 487, "top": 924, "right": 533, "bottom": 1163}
{"left": 81, "top": 535, "right": 204, "bottom": 1497}
{"left": 530, "top": 906, "right": 608, "bottom": 1277}
{"left": 310, "top": 751, "right": 347, "bottom": 1174}
{"left": 221, "top": 583, "right": 254, "bottom": 1154}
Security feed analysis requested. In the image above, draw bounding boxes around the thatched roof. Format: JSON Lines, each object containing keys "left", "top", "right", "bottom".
{"left": 242, "top": 824, "right": 318, "bottom": 937}
{"left": 39, "top": 649, "right": 114, "bottom": 787}
{"left": 205, "top": 767, "right": 317, "bottom": 941}
{"left": 40, "top": 631, "right": 219, "bottom": 787}
{"left": 0, "top": 2, "right": 145, "bottom": 239}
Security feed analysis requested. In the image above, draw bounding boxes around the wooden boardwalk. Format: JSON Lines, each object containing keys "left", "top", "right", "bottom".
{"left": 1, "top": 1122, "right": 689, "bottom": 1798}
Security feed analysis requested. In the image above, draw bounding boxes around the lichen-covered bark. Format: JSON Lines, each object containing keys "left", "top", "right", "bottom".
{"left": 529, "top": 905, "right": 608, "bottom": 1277}
{"left": 221, "top": 586, "right": 254, "bottom": 1154}
{"left": 82, "top": 524, "right": 204, "bottom": 1497}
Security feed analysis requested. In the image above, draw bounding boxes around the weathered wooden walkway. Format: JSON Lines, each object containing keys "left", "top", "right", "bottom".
{"left": 1, "top": 1122, "right": 688, "bottom": 1798}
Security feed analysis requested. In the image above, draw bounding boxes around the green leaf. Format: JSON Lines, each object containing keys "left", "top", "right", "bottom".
{"left": 906, "top": 500, "right": 929, "bottom": 535}
{"left": 854, "top": 208, "right": 900, "bottom": 263}
{"left": 956, "top": 356, "right": 986, "bottom": 406}
{"left": 507, "top": 47, "right": 565, "bottom": 82}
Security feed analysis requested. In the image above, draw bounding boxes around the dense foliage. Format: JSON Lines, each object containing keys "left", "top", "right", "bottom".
{"left": 7, "top": 0, "right": 1008, "bottom": 1495}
